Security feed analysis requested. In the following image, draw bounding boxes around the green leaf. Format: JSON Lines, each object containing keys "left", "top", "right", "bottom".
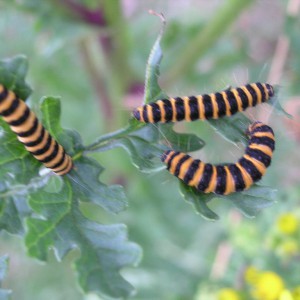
{"left": 160, "top": 124, "right": 205, "bottom": 152}
{"left": 0, "top": 102, "right": 41, "bottom": 235}
{"left": 208, "top": 113, "right": 251, "bottom": 145}
{"left": 143, "top": 13, "right": 168, "bottom": 103}
{"left": 85, "top": 123, "right": 165, "bottom": 172}
{"left": 69, "top": 156, "right": 128, "bottom": 213}
{"left": 110, "top": 137, "right": 164, "bottom": 172}
{"left": 226, "top": 185, "right": 277, "bottom": 217}
{"left": 25, "top": 181, "right": 141, "bottom": 299}
{"left": 86, "top": 121, "right": 205, "bottom": 173}
{"left": 0, "top": 256, "right": 11, "bottom": 300}
{"left": 0, "top": 120, "right": 29, "bottom": 165}
{"left": 0, "top": 55, "right": 140, "bottom": 298}
{"left": 179, "top": 182, "right": 219, "bottom": 221}
{"left": 0, "top": 194, "right": 29, "bottom": 235}
{"left": 40, "top": 96, "right": 75, "bottom": 154}
{"left": 267, "top": 97, "right": 293, "bottom": 119}
{"left": 0, "top": 55, "right": 32, "bottom": 100}
{"left": 179, "top": 179, "right": 276, "bottom": 220}
{"left": 3, "top": 93, "right": 130, "bottom": 216}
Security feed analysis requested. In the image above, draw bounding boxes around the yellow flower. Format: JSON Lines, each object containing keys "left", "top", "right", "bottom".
{"left": 278, "top": 239, "right": 299, "bottom": 256}
{"left": 277, "top": 213, "right": 298, "bottom": 235}
{"left": 293, "top": 286, "right": 300, "bottom": 300}
{"left": 252, "top": 271, "right": 284, "bottom": 300}
{"left": 218, "top": 288, "right": 240, "bottom": 300}
{"left": 244, "top": 266, "right": 259, "bottom": 284}
{"left": 279, "top": 289, "right": 294, "bottom": 300}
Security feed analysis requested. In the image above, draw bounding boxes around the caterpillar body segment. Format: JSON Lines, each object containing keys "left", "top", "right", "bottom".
{"left": 133, "top": 83, "right": 274, "bottom": 123}
{"left": 161, "top": 122, "right": 275, "bottom": 195}
{"left": 0, "top": 84, "right": 73, "bottom": 175}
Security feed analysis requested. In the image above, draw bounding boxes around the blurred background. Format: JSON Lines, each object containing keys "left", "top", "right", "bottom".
{"left": 0, "top": 0, "right": 300, "bottom": 299}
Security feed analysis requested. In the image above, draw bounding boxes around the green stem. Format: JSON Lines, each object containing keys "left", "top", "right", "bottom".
{"left": 163, "top": 0, "right": 254, "bottom": 86}
{"left": 84, "top": 122, "right": 144, "bottom": 152}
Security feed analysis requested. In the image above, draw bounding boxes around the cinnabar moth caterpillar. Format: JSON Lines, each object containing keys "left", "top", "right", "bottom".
{"left": 133, "top": 83, "right": 274, "bottom": 123}
{"left": 0, "top": 84, "right": 73, "bottom": 175}
{"left": 161, "top": 122, "right": 275, "bottom": 195}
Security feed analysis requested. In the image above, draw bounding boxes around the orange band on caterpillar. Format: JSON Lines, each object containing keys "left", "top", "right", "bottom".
{"left": 133, "top": 83, "right": 274, "bottom": 123}
{"left": 161, "top": 122, "right": 275, "bottom": 195}
{"left": 0, "top": 85, "right": 73, "bottom": 175}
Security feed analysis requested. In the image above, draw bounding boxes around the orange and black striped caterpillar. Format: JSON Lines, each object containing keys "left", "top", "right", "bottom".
{"left": 0, "top": 84, "right": 73, "bottom": 175}
{"left": 133, "top": 83, "right": 274, "bottom": 123}
{"left": 161, "top": 122, "right": 275, "bottom": 195}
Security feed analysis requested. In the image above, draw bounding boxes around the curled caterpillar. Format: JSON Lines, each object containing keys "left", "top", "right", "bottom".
{"left": 133, "top": 83, "right": 274, "bottom": 123}
{"left": 161, "top": 122, "right": 275, "bottom": 195}
{"left": 0, "top": 84, "right": 73, "bottom": 175}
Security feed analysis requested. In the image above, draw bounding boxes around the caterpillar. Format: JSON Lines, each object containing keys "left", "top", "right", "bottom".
{"left": 0, "top": 84, "right": 73, "bottom": 175}
{"left": 133, "top": 83, "right": 274, "bottom": 123}
{"left": 161, "top": 122, "right": 275, "bottom": 195}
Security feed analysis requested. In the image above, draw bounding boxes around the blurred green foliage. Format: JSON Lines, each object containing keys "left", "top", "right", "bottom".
{"left": 0, "top": 256, "right": 11, "bottom": 300}
{"left": 0, "top": 0, "right": 300, "bottom": 299}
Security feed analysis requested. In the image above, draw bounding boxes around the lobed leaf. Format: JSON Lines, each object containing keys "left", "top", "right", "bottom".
{"left": 0, "top": 55, "right": 32, "bottom": 100}
{"left": 208, "top": 113, "right": 251, "bottom": 145}
{"left": 40, "top": 96, "right": 76, "bottom": 154}
{"left": 25, "top": 181, "right": 141, "bottom": 299}
{"left": 143, "top": 13, "right": 168, "bottom": 103}
{"left": 159, "top": 124, "right": 205, "bottom": 152}
{"left": 179, "top": 182, "right": 219, "bottom": 221}
{"left": 69, "top": 156, "right": 128, "bottom": 213}
{"left": 86, "top": 121, "right": 205, "bottom": 173}
{"left": 0, "top": 56, "right": 140, "bottom": 298}
{"left": 179, "top": 180, "right": 276, "bottom": 220}
{"left": 226, "top": 185, "right": 277, "bottom": 217}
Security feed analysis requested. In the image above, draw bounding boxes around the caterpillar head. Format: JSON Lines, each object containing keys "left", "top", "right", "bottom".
{"left": 246, "top": 121, "right": 264, "bottom": 136}
{"left": 266, "top": 83, "right": 274, "bottom": 98}
{"left": 161, "top": 150, "right": 172, "bottom": 163}
{"left": 132, "top": 107, "right": 142, "bottom": 121}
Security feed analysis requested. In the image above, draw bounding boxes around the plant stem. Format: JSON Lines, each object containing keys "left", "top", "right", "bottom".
{"left": 162, "top": 0, "right": 254, "bottom": 86}
{"left": 84, "top": 123, "right": 142, "bottom": 152}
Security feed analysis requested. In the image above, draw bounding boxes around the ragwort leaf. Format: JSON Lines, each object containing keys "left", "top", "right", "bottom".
{"left": 178, "top": 170, "right": 276, "bottom": 219}
{"left": 86, "top": 121, "right": 205, "bottom": 173}
{"left": 0, "top": 56, "right": 140, "bottom": 298}
{"left": 160, "top": 124, "right": 205, "bottom": 152}
{"left": 40, "top": 96, "right": 75, "bottom": 154}
{"left": 26, "top": 180, "right": 141, "bottom": 299}
{"left": 69, "top": 156, "right": 128, "bottom": 213}
{"left": 208, "top": 113, "right": 251, "bottom": 145}
{"left": 0, "top": 56, "right": 41, "bottom": 234}
{"left": 40, "top": 96, "right": 127, "bottom": 213}
{"left": 226, "top": 185, "right": 277, "bottom": 217}
{"left": 179, "top": 182, "right": 219, "bottom": 221}
{"left": 144, "top": 13, "right": 168, "bottom": 103}
{"left": 0, "top": 55, "right": 32, "bottom": 100}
